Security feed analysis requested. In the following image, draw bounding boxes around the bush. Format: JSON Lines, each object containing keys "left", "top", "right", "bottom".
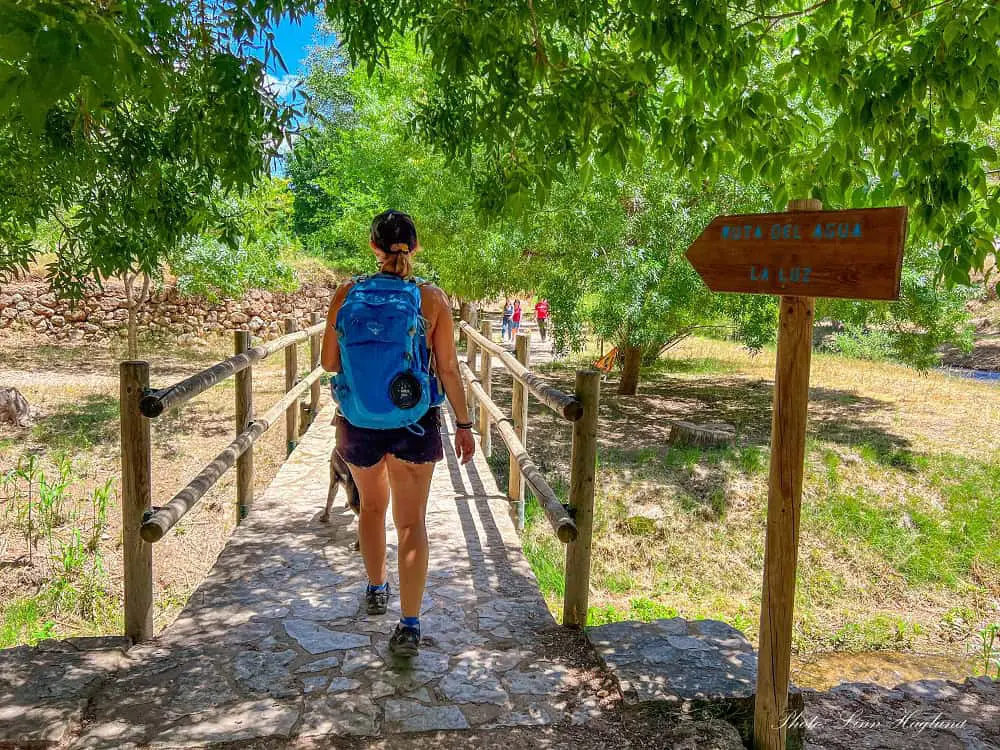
{"left": 828, "top": 325, "right": 896, "bottom": 362}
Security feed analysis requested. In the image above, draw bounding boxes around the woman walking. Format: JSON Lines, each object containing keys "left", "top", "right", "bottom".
{"left": 511, "top": 299, "right": 522, "bottom": 339}
{"left": 321, "top": 209, "right": 476, "bottom": 657}
{"left": 501, "top": 299, "right": 514, "bottom": 341}
{"left": 534, "top": 298, "right": 550, "bottom": 341}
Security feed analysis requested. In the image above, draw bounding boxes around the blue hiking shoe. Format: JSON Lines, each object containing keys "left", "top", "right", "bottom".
{"left": 388, "top": 623, "right": 420, "bottom": 657}
{"left": 366, "top": 583, "right": 390, "bottom": 615}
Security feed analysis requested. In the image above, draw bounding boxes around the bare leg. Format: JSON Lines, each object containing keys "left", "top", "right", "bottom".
{"left": 349, "top": 459, "right": 390, "bottom": 586}
{"left": 385, "top": 455, "right": 435, "bottom": 618}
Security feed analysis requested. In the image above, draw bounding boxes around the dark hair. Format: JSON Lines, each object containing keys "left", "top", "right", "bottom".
{"left": 371, "top": 209, "right": 417, "bottom": 277}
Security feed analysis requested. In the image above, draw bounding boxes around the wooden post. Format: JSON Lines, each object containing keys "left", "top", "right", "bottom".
{"left": 754, "top": 198, "right": 820, "bottom": 750}
{"left": 562, "top": 369, "right": 600, "bottom": 627}
{"left": 510, "top": 332, "right": 531, "bottom": 530}
{"left": 478, "top": 320, "right": 493, "bottom": 457}
{"left": 459, "top": 301, "right": 478, "bottom": 346}
{"left": 284, "top": 317, "right": 298, "bottom": 455}
{"left": 120, "top": 361, "right": 153, "bottom": 642}
{"left": 309, "top": 311, "right": 322, "bottom": 428}
{"left": 466, "top": 320, "right": 479, "bottom": 428}
{"left": 234, "top": 331, "right": 253, "bottom": 524}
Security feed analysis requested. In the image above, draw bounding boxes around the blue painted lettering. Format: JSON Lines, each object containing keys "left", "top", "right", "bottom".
{"left": 772, "top": 266, "right": 813, "bottom": 284}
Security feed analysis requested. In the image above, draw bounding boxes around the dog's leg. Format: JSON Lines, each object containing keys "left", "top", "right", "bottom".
{"left": 322, "top": 463, "right": 338, "bottom": 523}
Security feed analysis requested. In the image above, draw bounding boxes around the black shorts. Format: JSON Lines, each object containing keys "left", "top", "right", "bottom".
{"left": 335, "top": 407, "right": 444, "bottom": 468}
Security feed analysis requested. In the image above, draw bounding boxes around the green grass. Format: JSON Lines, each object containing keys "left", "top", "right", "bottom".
{"left": 856, "top": 441, "right": 929, "bottom": 472}
{"left": 737, "top": 445, "right": 768, "bottom": 475}
{"left": 0, "top": 597, "right": 56, "bottom": 648}
{"left": 830, "top": 615, "right": 923, "bottom": 651}
{"left": 629, "top": 597, "right": 679, "bottom": 621}
{"left": 806, "top": 453, "right": 1000, "bottom": 588}
{"left": 522, "top": 495, "right": 566, "bottom": 598}
{"left": 602, "top": 572, "right": 636, "bottom": 593}
{"left": 31, "top": 395, "right": 119, "bottom": 450}
{"left": 646, "top": 356, "right": 736, "bottom": 375}
{"left": 587, "top": 604, "right": 626, "bottom": 626}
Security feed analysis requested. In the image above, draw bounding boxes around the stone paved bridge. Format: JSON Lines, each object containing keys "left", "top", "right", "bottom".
{"left": 7, "top": 392, "right": 615, "bottom": 748}
{"left": 116, "top": 404, "right": 603, "bottom": 745}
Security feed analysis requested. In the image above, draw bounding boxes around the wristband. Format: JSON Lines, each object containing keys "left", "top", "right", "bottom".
{"left": 456, "top": 421, "right": 474, "bottom": 430}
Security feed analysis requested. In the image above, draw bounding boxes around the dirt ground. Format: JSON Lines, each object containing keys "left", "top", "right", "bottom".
{"left": 0, "top": 329, "right": 310, "bottom": 640}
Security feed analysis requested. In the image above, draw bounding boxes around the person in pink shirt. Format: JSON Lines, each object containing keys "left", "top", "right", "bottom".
{"left": 534, "top": 298, "right": 550, "bottom": 341}
{"left": 511, "top": 300, "right": 522, "bottom": 338}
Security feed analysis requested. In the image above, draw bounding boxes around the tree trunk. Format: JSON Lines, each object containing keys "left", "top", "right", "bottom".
{"left": 617, "top": 345, "right": 643, "bottom": 395}
{"left": 122, "top": 272, "right": 151, "bottom": 360}
{"left": 127, "top": 305, "right": 138, "bottom": 360}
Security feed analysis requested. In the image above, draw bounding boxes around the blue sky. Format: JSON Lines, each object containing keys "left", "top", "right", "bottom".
{"left": 266, "top": 11, "right": 329, "bottom": 96}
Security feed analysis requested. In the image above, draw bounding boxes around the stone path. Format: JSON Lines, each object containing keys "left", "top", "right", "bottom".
{"left": 55, "top": 394, "right": 604, "bottom": 747}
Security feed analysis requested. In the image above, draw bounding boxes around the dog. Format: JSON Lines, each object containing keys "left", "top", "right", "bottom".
{"left": 322, "top": 448, "right": 361, "bottom": 549}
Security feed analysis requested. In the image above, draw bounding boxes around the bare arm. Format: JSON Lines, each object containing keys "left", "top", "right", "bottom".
{"left": 428, "top": 287, "right": 470, "bottom": 425}
{"left": 321, "top": 282, "right": 352, "bottom": 373}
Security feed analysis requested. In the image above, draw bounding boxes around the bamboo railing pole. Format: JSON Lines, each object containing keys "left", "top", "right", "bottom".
{"left": 479, "top": 320, "right": 494, "bottom": 457}
{"left": 120, "top": 361, "right": 153, "bottom": 642}
{"left": 139, "top": 321, "right": 324, "bottom": 418}
{"left": 284, "top": 317, "right": 298, "bottom": 455}
{"left": 754, "top": 198, "right": 821, "bottom": 750}
{"left": 459, "top": 322, "right": 582, "bottom": 421}
{"left": 511, "top": 332, "right": 531, "bottom": 530}
{"left": 141, "top": 366, "right": 324, "bottom": 542}
{"left": 459, "top": 362, "right": 576, "bottom": 543}
{"left": 309, "top": 312, "right": 321, "bottom": 428}
{"left": 466, "top": 321, "right": 479, "bottom": 429}
{"left": 563, "top": 369, "right": 601, "bottom": 627}
{"left": 234, "top": 331, "right": 253, "bottom": 525}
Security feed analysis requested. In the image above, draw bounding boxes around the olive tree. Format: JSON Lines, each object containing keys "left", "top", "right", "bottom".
{"left": 0, "top": 0, "right": 310, "bottom": 356}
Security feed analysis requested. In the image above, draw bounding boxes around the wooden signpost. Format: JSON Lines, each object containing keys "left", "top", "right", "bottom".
{"left": 686, "top": 199, "right": 907, "bottom": 750}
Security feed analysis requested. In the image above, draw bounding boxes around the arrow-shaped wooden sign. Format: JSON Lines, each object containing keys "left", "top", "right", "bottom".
{"left": 684, "top": 200, "right": 910, "bottom": 750}
{"left": 685, "top": 206, "right": 908, "bottom": 300}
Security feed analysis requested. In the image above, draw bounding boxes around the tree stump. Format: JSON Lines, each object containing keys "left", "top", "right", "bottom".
{"left": 668, "top": 420, "right": 736, "bottom": 448}
{"left": 0, "top": 387, "right": 31, "bottom": 427}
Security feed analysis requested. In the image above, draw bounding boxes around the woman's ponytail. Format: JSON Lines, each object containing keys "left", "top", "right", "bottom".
{"left": 370, "top": 210, "right": 418, "bottom": 279}
{"left": 384, "top": 242, "right": 414, "bottom": 279}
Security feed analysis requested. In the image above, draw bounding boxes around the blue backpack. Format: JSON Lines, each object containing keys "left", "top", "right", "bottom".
{"left": 333, "top": 273, "right": 443, "bottom": 430}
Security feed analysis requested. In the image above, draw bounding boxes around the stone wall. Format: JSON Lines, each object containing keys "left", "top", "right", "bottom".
{"left": 0, "top": 280, "right": 336, "bottom": 342}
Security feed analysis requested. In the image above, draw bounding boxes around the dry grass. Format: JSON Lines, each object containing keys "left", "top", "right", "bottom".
{"left": 491, "top": 336, "right": 999, "bottom": 670}
{"left": 0, "top": 330, "right": 303, "bottom": 642}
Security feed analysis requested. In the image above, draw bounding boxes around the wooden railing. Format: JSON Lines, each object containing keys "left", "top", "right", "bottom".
{"left": 459, "top": 320, "right": 600, "bottom": 627}
{"left": 119, "top": 315, "right": 325, "bottom": 642}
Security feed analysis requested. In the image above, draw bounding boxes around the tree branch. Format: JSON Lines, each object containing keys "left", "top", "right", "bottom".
{"left": 526, "top": 0, "right": 549, "bottom": 69}
{"left": 736, "top": 0, "right": 833, "bottom": 30}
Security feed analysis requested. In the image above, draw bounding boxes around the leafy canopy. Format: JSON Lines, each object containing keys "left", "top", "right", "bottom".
{"left": 0, "top": 0, "right": 313, "bottom": 295}
{"left": 326, "top": 0, "right": 1000, "bottom": 283}
{"left": 288, "top": 38, "right": 533, "bottom": 300}
{"left": 293, "top": 34, "right": 974, "bottom": 370}
{"left": 170, "top": 178, "right": 298, "bottom": 302}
